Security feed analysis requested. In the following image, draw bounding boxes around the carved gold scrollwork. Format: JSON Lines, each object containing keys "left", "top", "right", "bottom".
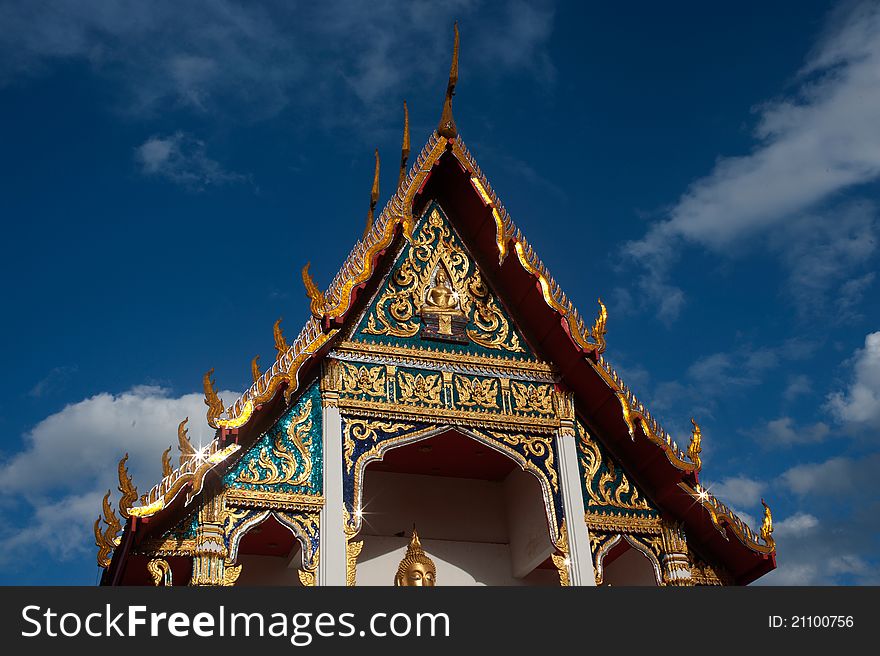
{"left": 397, "top": 370, "right": 442, "bottom": 406}
{"left": 550, "top": 519, "right": 571, "bottom": 586}
{"left": 223, "top": 561, "right": 242, "bottom": 586}
{"left": 341, "top": 363, "right": 387, "bottom": 398}
{"left": 488, "top": 431, "right": 558, "bottom": 491}
{"left": 510, "top": 382, "right": 554, "bottom": 415}
{"left": 236, "top": 399, "right": 314, "bottom": 486}
{"left": 343, "top": 419, "right": 415, "bottom": 474}
{"left": 453, "top": 375, "right": 498, "bottom": 409}
{"left": 148, "top": 558, "right": 172, "bottom": 586}
{"left": 343, "top": 507, "right": 364, "bottom": 587}
{"left": 578, "top": 423, "right": 651, "bottom": 512}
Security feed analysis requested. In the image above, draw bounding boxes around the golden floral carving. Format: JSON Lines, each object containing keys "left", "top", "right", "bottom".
{"left": 397, "top": 370, "right": 442, "bottom": 406}
{"left": 343, "top": 418, "right": 415, "bottom": 474}
{"left": 343, "top": 508, "right": 364, "bottom": 587}
{"left": 341, "top": 363, "right": 386, "bottom": 398}
{"left": 236, "top": 399, "right": 314, "bottom": 486}
{"left": 511, "top": 382, "right": 554, "bottom": 415}
{"left": 578, "top": 425, "right": 651, "bottom": 512}
{"left": 148, "top": 559, "right": 172, "bottom": 586}
{"left": 298, "top": 569, "right": 316, "bottom": 587}
{"left": 550, "top": 519, "right": 570, "bottom": 586}
{"left": 222, "top": 561, "right": 242, "bottom": 586}
{"left": 453, "top": 375, "right": 498, "bottom": 409}
{"left": 488, "top": 431, "right": 557, "bottom": 492}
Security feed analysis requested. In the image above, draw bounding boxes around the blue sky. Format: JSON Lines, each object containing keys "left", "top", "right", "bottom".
{"left": 1, "top": 0, "right": 878, "bottom": 585}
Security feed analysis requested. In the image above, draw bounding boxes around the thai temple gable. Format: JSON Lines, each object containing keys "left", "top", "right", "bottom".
{"left": 96, "top": 23, "right": 776, "bottom": 587}
{"left": 349, "top": 201, "right": 535, "bottom": 359}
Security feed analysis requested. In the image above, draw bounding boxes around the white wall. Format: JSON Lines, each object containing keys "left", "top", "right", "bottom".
{"left": 355, "top": 469, "right": 557, "bottom": 586}
{"left": 603, "top": 546, "right": 659, "bottom": 586}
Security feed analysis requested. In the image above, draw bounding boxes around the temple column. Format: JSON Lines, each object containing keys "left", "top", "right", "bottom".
{"left": 660, "top": 519, "right": 693, "bottom": 586}
{"left": 319, "top": 361, "right": 347, "bottom": 586}
{"left": 190, "top": 492, "right": 227, "bottom": 586}
{"left": 555, "top": 390, "right": 596, "bottom": 586}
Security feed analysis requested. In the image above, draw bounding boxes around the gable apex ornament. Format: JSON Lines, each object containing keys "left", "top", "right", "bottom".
{"left": 437, "top": 22, "right": 459, "bottom": 139}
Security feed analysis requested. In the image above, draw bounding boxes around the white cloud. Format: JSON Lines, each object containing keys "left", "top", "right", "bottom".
{"left": 783, "top": 374, "right": 812, "bottom": 402}
{"left": 754, "top": 416, "right": 830, "bottom": 447}
{"left": 781, "top": 454, "right": 880, "bottom": 497}
{"left": 827, "top": 331, "right": 880, "bottom": 430}
{"left": 707, "top": 476, "right": 765, "bottom": 509}
{"left": 775, "top": 512, "right": 819, "bottom": 538}
{"left": 0, "top": 385, "right": 238, "bottom": 567}
{"left": 623, "top": 1, "right": 880, "bottom": 321}
{"left": 135, "top": 132, "right": 247, "bottom": 190}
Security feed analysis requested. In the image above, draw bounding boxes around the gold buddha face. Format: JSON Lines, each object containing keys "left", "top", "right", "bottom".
{"left": 394, "top": 528, "right": 437, "bottom": 586}
{"left": 396, "top": 559, "right": 436, "bottom": 586}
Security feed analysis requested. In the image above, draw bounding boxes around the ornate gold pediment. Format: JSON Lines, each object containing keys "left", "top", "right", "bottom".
{"left": 358, "top": 205, "right": 526, "bottom": 354}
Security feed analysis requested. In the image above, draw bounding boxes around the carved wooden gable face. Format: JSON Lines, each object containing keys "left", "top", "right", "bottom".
{"left": 351, "top": 203, "right": 534, "bottom": 357}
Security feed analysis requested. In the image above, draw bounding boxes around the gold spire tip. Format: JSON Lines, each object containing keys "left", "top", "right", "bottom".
{"left": 399, "top": 101, "right": 410, "bottom": 187}
{"left": 437, "top": 22, "right": 459, "bottom": 139}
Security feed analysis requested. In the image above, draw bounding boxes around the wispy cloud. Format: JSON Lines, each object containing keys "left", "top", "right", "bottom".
{"left": 135, "top": 132, "right": 248, "bottom": 190}
{"left": 650, "top": 339, "right": 815, "bottom": 417}
{"left": 0, "top": 0, "right": 555, "bottom": 125}
{"left": 750, "top": 416, "right": 831, "bottom": 448}
{"left": 622, "top": 1, "right": 880, "bottom": 323}
{"left": 705, "top": 476, "right": 765, "bottom": 509}
{"left": 27, "top": 365, "right": 77, "bottom": 398}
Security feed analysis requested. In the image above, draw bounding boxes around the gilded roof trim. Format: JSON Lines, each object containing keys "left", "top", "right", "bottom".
{"left": 679, "top": 481, "right": 776, "bottom": 555}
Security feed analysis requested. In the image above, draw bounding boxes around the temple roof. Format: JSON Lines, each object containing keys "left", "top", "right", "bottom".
{"left": 111, "top": 125, "right": 775, "bottom": 585}
{"left": 106, "top": 24, "right": 776, "bottom": 583}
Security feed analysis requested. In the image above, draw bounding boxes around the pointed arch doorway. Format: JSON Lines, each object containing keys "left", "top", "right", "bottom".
{"left": 352, "top": 427, "right": 561, "bottom": 585}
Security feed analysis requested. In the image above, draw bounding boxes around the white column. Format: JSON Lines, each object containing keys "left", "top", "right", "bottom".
{"left": 556, "top": 426, "right": 597, "bottom": 586}
{"left": 318, "top": 394, "right": 347, "bottom": 586}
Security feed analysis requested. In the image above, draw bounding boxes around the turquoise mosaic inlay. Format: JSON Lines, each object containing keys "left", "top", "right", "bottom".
{"left": 223, "top": 382, "right": 323, "bottom": 496}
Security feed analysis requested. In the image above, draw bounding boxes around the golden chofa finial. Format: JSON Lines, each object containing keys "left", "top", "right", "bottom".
{"left": 761, "top": 499, "right": 774, "bottom": 546}
{"left": 203, "top": 369, "right": 224, "bottom": 429}
{"left": 117, "top": 454, "right": 138, "bottom": 519}
{"left": 394, "top": 526, "right": 437, "bottom": 586}
{"left": 160, "top": 445, "right": 173, "bottom": 477}
{"left": 178, "top": 417, "right": 195, "bottom": 465}
{"left": 399, "top": 100, "right": 410, "bottom": 187}
{"left": 302, "top": 262, "right": 327, "bottom": 318}
{"left": 437, "top": 22, "right": 459, "bottom": 139}
{"left": 591, "top": 298, "right": 608, "bottom": 353}
{"left": 273, "top": 318, "right": 288, "bottom": 357}
{"left": 251, "top": 355, "right": 261, "bottom": 383}
{"left": 94, "top": 490, "right": 121, "bottom": 568}
{"left": 688, "top": 418, "right": 703, "bottom": 471}
{"left": 363, "top": 149, "right": 381, "bottom": 238}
